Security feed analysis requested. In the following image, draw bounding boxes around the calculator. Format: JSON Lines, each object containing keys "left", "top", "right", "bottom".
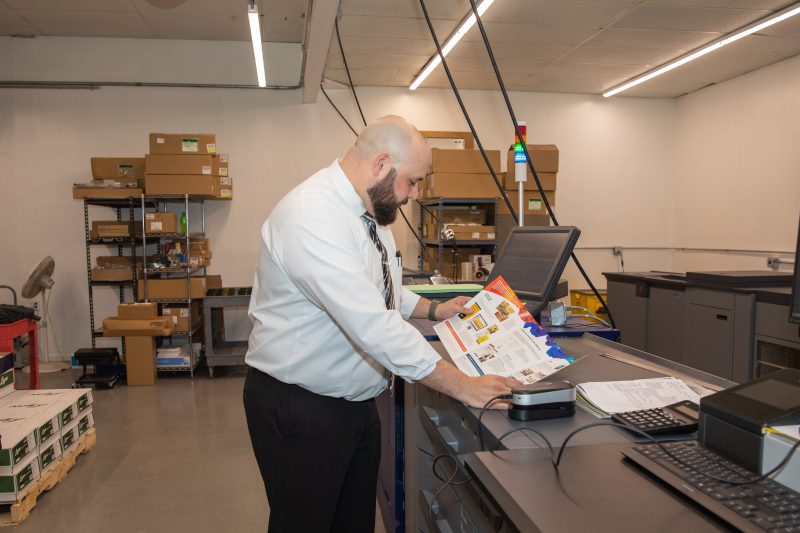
{"left": 611, "top": 400, "right": 700, "bottom": 436}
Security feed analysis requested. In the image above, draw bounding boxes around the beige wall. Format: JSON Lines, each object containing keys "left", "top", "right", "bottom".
{"left": 4, "top": 52, "right": 799, "bottom": 361}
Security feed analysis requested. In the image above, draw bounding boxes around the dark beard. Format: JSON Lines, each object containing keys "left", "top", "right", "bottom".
{"left": 367, "top": 167, "right": 403, "bottom": 226}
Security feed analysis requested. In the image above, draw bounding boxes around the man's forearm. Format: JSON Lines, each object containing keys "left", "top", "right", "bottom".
{"left": 410, "top": 297, "right": 433, "bottom": 320}
{"left": 419, "top": 359, "right": 471, "bottom": 404}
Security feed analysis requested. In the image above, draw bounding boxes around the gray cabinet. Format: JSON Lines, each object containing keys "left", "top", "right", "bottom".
{"left": 606, "top": 280, "right": 648, "bottom": 350}
{"left": 646, "top": 287, "right": 686, "bottom": 363}
{"left": 754, "top": 301, "right": 800, "bottom": 377}
{"left": 683, "top": 288, "right": 755, "bottom": 383}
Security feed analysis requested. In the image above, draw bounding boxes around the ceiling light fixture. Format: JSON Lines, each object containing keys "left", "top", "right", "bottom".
{"left": 409, "top": 0, "right": 496, "bottom": 90}
{"left": 248, "top": 2, "right": 267, "bottom": 88}
{"left": 603, "top": 2, "right": 800, "bottom": 97}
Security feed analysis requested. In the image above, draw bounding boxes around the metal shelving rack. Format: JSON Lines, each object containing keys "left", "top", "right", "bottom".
{"left": 417, "top": 197, "right": 498, "bottom": 278}
{"left": 140, "top": 194, "right": 206, "bottom": 377}
{"left": 83, "top": 197, "right": 151, "bottom": 351}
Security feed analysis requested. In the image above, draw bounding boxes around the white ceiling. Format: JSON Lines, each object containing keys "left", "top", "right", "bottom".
{"left": 1, "top": 0, "right": 799, "bottom": 97}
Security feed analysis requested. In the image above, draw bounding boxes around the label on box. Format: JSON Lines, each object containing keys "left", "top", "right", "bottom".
{"left": 220, "top": 177, "right": 232, "bottom": 186}
{"left": 171, "top": 316, "right": 177, "bottom": 325}
{"left": 220, "top": 188, "right": 232, "bottom": 199}
{"left": 181, "top": 138, "right": 199, "bottom": 152}
{"left": 118, "top": 164, "right": 135, "bottom": 176}
{"left": 219, "top": 167, "right": 228, "bottom": 177}
{"left": 206, "top": 143, "right": 216, "bottom": 153}
{"left": 219, "top": 154, "right": 228, "bottom": 163}
{"left": 156, "top": 137, "right": 165, "bottom": 144}
{"left": 180, "top": 309, "right": 189, "bottom": 317}
{"left": 145, "top": 213, "right": 155, "bottom": 220}
{"left": 151, "top": 221, "right": 163, "bottom": 231}
{"left": 528, "top": 199, "right": 542, "bottom": 210}
{"left": 201, "top": 165, "right": 212, "bottom": 175}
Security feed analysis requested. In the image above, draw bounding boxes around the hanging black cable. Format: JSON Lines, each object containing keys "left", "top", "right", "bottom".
{"left": 417, "top": 0, "right": 519, "bottom": 224}
{"left": 462, "top": 0, "right": 617, "bottom": 329}
{"left": 335, "top": 17, "right": 367, "bottom": 127}
{"left": 320, "top": 84, "right": 358, "bottom": 136}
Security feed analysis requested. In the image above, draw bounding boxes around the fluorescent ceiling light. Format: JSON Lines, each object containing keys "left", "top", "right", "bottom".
{"left": 604, "top": 3, "right": 800, "bottom": 97}
{"left": 248, "top": 3, "right": 267, "bottom": 88}
{"left": 410, "top": 0, "right": 496, "bottom": 91}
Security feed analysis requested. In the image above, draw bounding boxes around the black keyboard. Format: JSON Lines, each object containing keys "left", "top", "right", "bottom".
{"left": 622, "top": 441, "right": 800, "bottom": 533}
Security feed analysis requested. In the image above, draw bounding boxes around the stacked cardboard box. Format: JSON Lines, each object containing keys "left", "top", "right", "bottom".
{"left": 72, "top": 157, "right": 145, "bottom": 199}
{"left": 0, "top": 389, "right": 94, "bottom": 503}
{"left": 501, "top": 144, "right": 559, "bottom": 216}
{"left": 422, "top": 148, "right": 502, "bottom": 199}
{"left": 144, "top": 134, "right": 232, "bottom": 199}
{"left": 89, "top": 221, "right": 141, "bottom": 239}
{"left": 91, "top": 256, "right": 145, "bottom": 282}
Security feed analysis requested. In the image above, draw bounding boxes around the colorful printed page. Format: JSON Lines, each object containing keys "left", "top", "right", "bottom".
{"left": 433, "top": 275, "right": 574, "bottom": 384}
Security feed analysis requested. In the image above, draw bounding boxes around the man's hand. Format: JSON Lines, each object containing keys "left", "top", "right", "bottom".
{"left": 435, "top": 296, "right": 472, "bottom": 321}
{"left": 420, "top": 360, "right": 523, "bottom": 409}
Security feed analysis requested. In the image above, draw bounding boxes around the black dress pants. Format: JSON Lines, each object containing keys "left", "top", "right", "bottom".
{"left": 243, "top": 367, "right": 381, "bottom": 533}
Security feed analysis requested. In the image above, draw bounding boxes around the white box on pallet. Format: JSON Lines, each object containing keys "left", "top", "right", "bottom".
{"left": 0, "top": 353, "right": 15, "bottom": 401}
{"left": 38, "top": 434, "right": 62, "bottom": 474}
{"left": 6, "top": 389, "right": 94, "bottom": 429}
{"left": 0, "top": 451, "right": 40, "bottom": 503}
{"left": 77, "top": 410, "right": 94, "bottom": 437}
{"left": 60, "top": 420, "right": 80, "bottom": 453}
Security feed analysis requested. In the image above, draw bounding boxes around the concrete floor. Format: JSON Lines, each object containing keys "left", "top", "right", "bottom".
{"left": 13, "top": 366, "right": 386, "bottom": 533}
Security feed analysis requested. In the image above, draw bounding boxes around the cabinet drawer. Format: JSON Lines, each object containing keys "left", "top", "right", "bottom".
{"left": 756, "top": 302, "right": 800, "bottom": 342}
{"left": 687, "top": 287, "right": 734, "bottom": 310}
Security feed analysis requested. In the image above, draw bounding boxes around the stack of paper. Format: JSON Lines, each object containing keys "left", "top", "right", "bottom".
{"left": 577, "top": 377, "right": 702, "bottom": 418}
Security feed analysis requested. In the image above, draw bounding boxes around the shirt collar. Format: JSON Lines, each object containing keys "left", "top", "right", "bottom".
{"left": 329, "top": 159, "right": 368, "bottom": 219}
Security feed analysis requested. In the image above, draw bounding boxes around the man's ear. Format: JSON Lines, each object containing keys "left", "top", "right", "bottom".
{"left": 371, "top": 152, "right": 391, "bottom": 180}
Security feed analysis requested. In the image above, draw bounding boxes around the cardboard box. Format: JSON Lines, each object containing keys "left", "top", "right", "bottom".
{"left": 145, "top": 175, "right": 219, "bottom": 197}
{"left": 431, "top": 149, "right": 500, "bottom": 174}
{"left": 216, "top": 176, "right": 232, "bottom": 199}
{"left": 149, "top": 133, "right": 216, "bottom": 155}
{"left": 145, "top": 212, "right": 178, "bottom": 234}
{"left": 136, "top": 277, "right": 207, "bottom": 300}
{"left": 496, "top": 191, "right": 555, "bottom": 216}
{"left": 162, "top": 302, "right": 202, "bottom": 333}
{"left": 60, "top": 420, "right": 79, "bottom": 453}
{"left": 102, "top": 317, "right": 173, "bottom": 337}
{"left": 91, "top": 157, "right": 145, "bottom": 180}
{"left": 421, "top": 131, "right": 474, "bottom": 150}
{"left": 0, "top": 452, "right": 39, "bottom": 502}
{"left": 502, "top": 166, "right": 557, "bottom": 191}
{"left": 90, "top": 221, "right": 141, "bottom": 239}
{"left": 0, "top": 353, "right": 14, "bottom": 401}
{"left": 2, "top": 390, "right": 91, "bottom": 441}
{"left": 124, "top": 336, "right": 157, "bottom": 386}
{"left": 38, "top": 434, "right": 63, "bottom": 474}
{"left": 77, "top": 410, "right": 95, "bottom": 436}
{"left": 506, "top": 145, "right": 559, "bottom": 173}
{"left": 91, "top": 267, "right": 141, "bottom": 282}
{"left": 91, "top": 176, "right": 139, "bottom": 186}
{"left": 426, "top": 173, "right": 502, "bottom": 198}
{"left": 118, "top": 303, "right": 158, "bottom": 320}
{"left": 206, "top": 275, "right": 222, "bottom": 289}
{"left": 145, "top": 154, "right": 228, "bottom": 176}
{"left": 72, "top": 186, "right": 143, "bottom": 200}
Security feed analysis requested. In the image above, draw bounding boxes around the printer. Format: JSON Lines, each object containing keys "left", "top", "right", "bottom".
{"left": 699, "top": 367, "right": 800, "bottom": 489}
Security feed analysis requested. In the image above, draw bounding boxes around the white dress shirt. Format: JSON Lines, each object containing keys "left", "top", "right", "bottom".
{"left": 246, "top": 160, "right": 441, "bottom": 401}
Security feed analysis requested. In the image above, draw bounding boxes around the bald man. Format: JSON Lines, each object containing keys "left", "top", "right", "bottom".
{"left": 244, "top": 116, "right": 519, "bottom": 532}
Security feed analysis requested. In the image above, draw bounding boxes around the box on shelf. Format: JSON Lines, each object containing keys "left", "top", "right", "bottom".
{"left": 102, "top": 317, "right": 173, "bottom": 337}
{"left": 144, "top": 175, "right": 231, "bottom": 198}
{"left": 145, "top": 154, "right": 228, "bottom": 176}
{"left": 162, "top": 301, "right": 202, "bottom": 333}
{"left": 206, "top": 274, "right": 223, "bottom": 289}
{"left": 0, "top": 353, "right": 14, "bottom": 401}
{"left": 89, "top": 221, "right": 141, "bottom": 239}
{"left": 148, "top": 133, "right": 216, "bottom": 155}
{"left": 72, "top": 186, "right": 143, "bottom": 200}
{"left": 421, "top": 130, "right": 474, "bottom": 150}
{"left": 501, "top": 167, "right": 557, "bottom": 191}
{"left": 136, "top": 277, "right": 207, "bottom": 300}
{"left": 431, "top": 149, "right": 500, "bottom": 174}
{"left": 124, "top": 336, "right": 157, "bottom": 386}
{"left": 92, "top": 256, "right": 144, "bottom": 282}
{"left": 164, "top": 237, "right": 212, "bottom": 259}
{"left": 496, "top": 191, "right": 555, "bottom": 216}
{"left": 425, "top": 173, "right": 500, "bottom": 199}
{"left": 156, "top": 344, "right": 193, "bottom": 367}
{"left": 506, "top": 145, "right": 559, "bottom": 173}
{"left": 145, "top": 212, "right": 178, "bottom": 234}
{"left": 91, "top": 157, "right": 145, "bottom": 180}
{"left": 118, "top": 302, "right": 158, "bottom": 320}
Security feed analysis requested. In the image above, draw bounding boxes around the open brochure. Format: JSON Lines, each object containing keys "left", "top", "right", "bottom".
{"left": 433, "top": 276, "right": 574, "bottom": 385}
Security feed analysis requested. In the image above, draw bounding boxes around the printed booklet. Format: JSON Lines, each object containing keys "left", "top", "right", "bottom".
{"left": 433, "top": 276, "right": 574, "bottom": 384}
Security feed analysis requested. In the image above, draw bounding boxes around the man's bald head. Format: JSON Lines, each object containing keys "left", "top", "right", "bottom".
{"left": 353, "top": 115, "right": 428, "bottom": 168}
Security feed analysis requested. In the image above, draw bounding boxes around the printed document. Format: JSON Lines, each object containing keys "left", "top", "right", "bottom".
{"left": 433, "top": 276, "right": 574, "bottom": 384}
{"left": 577, "top": 377, "right": 702, "bottom": 418}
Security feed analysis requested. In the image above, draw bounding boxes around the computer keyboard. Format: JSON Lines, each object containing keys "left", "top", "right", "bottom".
{"left": 622, "top": 441, "right": 800, "bottom": 533}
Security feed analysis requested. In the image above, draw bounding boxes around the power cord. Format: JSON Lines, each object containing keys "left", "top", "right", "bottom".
{"left": 565, "top": 305, "right": 611, "bottom": 328}
{"left": 334, "top": 16, "right": 367, "bottom": 128}
{"left": 488, "top": 420, "right": 800, "bottom": 487}
{"left": 428, "top": 453, "right": 472, "bottom": 527}
{"left": 463, "top": 0, "right": 616, "bottom": 330}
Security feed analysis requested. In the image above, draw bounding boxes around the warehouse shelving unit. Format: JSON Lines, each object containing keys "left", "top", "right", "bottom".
{"left": 417, "top": 197, "right": 498, "bottom": 279}
{"left": 140, "top": 194, "right": 207, "bottom": 377}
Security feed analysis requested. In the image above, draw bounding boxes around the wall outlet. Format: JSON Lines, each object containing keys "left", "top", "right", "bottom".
{"left": 767, "top": 256, "right": 781, "bottom": 270}
{"left": 612, "top": 246, "right": 623, "bottom": 256}
{"left": 32, "top": 301, "right": 39, "bottom": 313}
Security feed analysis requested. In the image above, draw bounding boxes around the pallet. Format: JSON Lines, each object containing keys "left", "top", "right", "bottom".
{"left": 0, "top": 427, "right": 97, "bottom": 526}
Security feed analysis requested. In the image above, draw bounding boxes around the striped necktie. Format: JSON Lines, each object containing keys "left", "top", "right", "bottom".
{"left": 361, "top": 213, "right": 395, "bottom": 310}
